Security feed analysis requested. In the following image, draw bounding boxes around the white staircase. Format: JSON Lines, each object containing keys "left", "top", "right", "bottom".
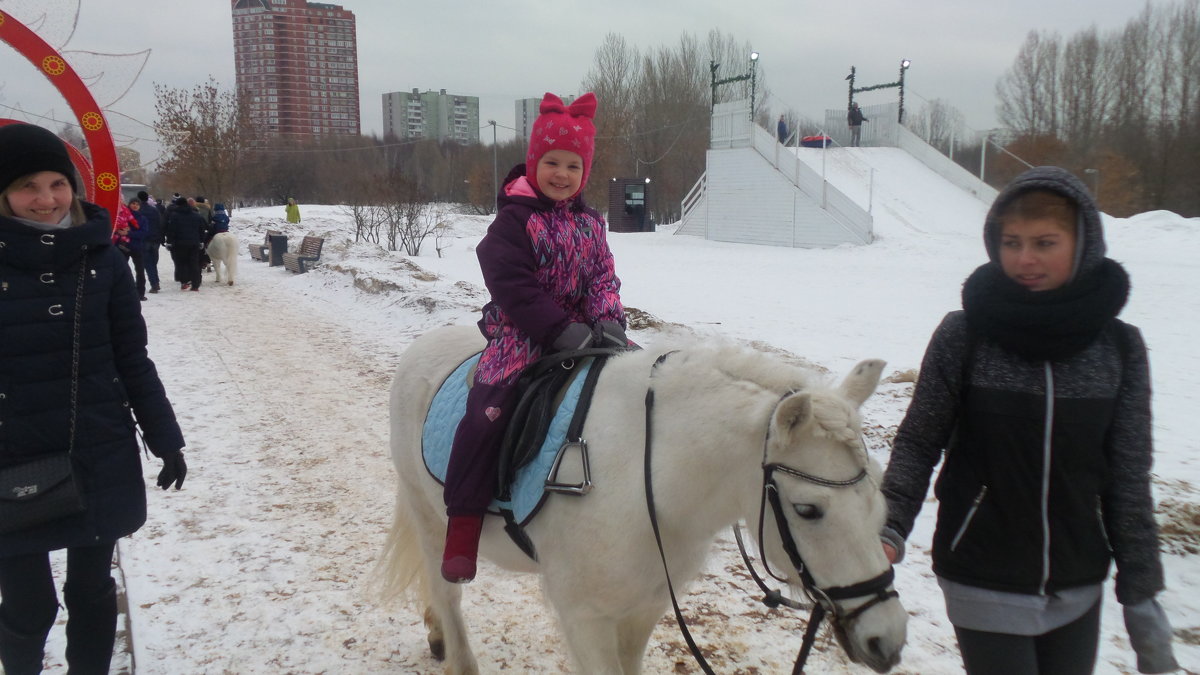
{"left": 677, "top": 101, "right": 872, "bottom": 247}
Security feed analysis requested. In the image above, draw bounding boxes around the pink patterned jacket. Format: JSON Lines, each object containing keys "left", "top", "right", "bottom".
{"left": 474, "top": 165, "right": 625, "bottom": 386}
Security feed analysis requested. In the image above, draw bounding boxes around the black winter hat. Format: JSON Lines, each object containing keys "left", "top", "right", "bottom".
{"left": 137, "top": 190, "right": 150, "bottom": 202}
{"left": 0, "top": 123, "right": 79, "bottom": 194}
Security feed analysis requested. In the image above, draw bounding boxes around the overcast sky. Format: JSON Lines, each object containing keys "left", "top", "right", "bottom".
{"left": 0, "top": 0, "right": 1160, "bottom": 170}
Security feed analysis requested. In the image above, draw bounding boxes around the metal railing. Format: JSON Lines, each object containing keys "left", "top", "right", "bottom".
{"left": 677, "top": 172, "right": 708, "bottom": 236}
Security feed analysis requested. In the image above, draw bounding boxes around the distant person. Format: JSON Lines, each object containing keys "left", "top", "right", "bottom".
{"left": 137, "top": 191, "right": 164, "bottom": 294}
{"left": 285, "top": 197, "right": 301, "bottom": 224}
{"left": 206, "top": 203, "right": 230, "bottom": 244}
{"left": 126, "top": 198, "right": 150, "bottom": 300}
{"left": 165, "top": 196, "right": 206, "bottom": 291}
{"left": 777, "top": 114, "right": 788, "bottom": 145}
{"left": 848, "top": 102, "right": 868, "bottom": 147}
{"left": 0, "top": 123, "right": 187, "bottom": 675}
{"left": 440, "top": 92, "right": 629, "bottom": 584}
{"left": 879, "top": 166, "right": 1178, "bottom": 674}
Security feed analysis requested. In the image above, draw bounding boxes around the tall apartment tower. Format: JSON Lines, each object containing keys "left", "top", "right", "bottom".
{"left": 231, "top": 0, "right": 361, "bottom": 137}
{"left": 382, "top": 89, "right": 480, "bottom": 144}
{"left": 515, "top": 94, "right": 576, "bottom": 141}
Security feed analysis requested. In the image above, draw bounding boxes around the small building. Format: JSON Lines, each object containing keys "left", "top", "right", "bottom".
{"left": 607, "top": 178, "right": 653, "bottom": 233}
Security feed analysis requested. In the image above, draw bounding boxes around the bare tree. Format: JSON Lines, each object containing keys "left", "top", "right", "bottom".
{"left": 153, "top": 77, "right": 258, "bottom": 204}
{"left": 1059, "top": 27, "right": 1111, "bottom": 151}
{"left": 997, "top": 31, "right": 1063, "bottom": 136}
{"left": 909, "top": 99, "right": 967, "bottom": 155}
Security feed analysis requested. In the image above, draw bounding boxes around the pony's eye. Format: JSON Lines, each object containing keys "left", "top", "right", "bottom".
{"left": 793, "top": 504, "right": 823, "bottom": 520}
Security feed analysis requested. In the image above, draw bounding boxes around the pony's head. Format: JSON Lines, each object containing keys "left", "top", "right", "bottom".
{"left": 757, "top": 359, "right": 906, "bottom": 673}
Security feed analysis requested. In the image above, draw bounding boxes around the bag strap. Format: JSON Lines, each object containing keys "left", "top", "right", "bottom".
{"left": 68, "top": 256, "right": 84, "bottom": 456}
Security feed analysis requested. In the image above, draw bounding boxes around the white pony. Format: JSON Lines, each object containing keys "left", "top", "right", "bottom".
{"left": 206, "top": 232, "right": 239, "bottom": 286}
{"left": 380, "top": 325, "right": 907, "bottom": 674}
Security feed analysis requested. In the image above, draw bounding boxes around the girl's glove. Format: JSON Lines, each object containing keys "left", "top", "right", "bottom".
{"left": 156, "top": 451, "right": 188, "bottom": 490}
{"left": 592, "top": 320, "right": 629, "bottom": 348}
{"left": 552, "top": 323, "right": 594, "bottom": 352}
{"left": 1123, "top": 597, "right": 1179, "bottom": 673}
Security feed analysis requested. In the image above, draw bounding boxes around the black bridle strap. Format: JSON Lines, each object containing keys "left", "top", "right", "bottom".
{"left": 643, "top": 356, "right": 717, "bottom": 675}
{"left": 732, "top": 524, "right": 808, "bottom": 611}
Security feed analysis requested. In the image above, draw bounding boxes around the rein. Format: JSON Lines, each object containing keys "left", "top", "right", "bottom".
{"left": 643, "top": 357, "right": 897, "bottom": 674}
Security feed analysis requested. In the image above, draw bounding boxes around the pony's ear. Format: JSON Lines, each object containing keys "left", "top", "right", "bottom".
{"left": 772, "top": 392, "right": 813, "bottom": 435}
{"left": 838, "top": 359, "right": 886, "bottom": 408}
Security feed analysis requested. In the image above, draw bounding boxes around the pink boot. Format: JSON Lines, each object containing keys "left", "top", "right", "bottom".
{"left": 441, "top": 515, "right": 484, "bottom": 583}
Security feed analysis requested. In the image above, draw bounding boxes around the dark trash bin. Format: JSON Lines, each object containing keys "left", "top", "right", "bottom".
{"left": 268, "top": 234, "right": 289, "bottom": 266}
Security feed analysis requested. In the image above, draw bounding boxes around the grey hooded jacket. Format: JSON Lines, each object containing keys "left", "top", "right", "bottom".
{"left": 881, "top": 166, "right": 1165, "bottom": 606}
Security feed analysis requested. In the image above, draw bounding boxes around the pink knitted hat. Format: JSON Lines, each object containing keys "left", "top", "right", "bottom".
{"left": 525, "top": 92, "right": 598, "bottom": 198}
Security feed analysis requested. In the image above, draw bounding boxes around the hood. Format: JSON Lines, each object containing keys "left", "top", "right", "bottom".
{"left": 982, "top": 166, "right": 1105, "bottom": 280}
{"left": 497, "top": 163, "right": 588, "bottom": 213}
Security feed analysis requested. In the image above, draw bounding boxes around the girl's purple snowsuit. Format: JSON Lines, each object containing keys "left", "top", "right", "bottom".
{"left": 444, "top": 165, "right": 625, "bottom": 515}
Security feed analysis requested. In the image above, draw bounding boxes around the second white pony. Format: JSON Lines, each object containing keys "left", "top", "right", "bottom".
{"left": 206, "top": 232, "right": 239, "bottom": 286}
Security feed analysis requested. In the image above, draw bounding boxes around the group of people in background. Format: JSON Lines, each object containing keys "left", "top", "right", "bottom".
{"left": 112, "top": 192, "right": 235, "bottom": 296}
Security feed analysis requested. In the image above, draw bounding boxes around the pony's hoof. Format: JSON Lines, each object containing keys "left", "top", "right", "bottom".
{"left": 428, "top": 636, "right": 445, "bottom": 661}
{"left": 228, "top": 281, "right": 234, "bottom": 286}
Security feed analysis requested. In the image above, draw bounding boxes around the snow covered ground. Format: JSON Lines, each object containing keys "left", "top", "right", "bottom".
{"left": 37, "top": 150, "right": 1200, "bottom": 673}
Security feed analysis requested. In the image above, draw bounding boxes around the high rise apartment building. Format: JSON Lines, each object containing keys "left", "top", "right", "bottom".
{"left": 382, "top": 89, "right": 480, "bottom": 144}
{"left": 231, "top": 0, "right": 360, "bottom": 137}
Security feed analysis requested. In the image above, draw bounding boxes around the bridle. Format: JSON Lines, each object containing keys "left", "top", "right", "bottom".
{"left": 644, "top": 355, "right": 898, "bottom": 675}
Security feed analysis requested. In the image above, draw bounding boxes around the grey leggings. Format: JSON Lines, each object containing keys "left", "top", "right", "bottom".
{"left": 953, "top": 599, "right": 1102, "bottom": 675}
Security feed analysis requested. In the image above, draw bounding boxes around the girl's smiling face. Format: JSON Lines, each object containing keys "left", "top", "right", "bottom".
{"left": 535, "top": 149, "right": 584, "bottom": 201}
{"left": 5, "top": 171, "right": 74, "bottom": 224}
{"left": 999, "top": 216, "right": 1077, "bottom": 291}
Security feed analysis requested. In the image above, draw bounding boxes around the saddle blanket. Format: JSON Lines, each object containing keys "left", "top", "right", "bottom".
{"left": 423, "top": 353, "right": 594, "bottom": 525}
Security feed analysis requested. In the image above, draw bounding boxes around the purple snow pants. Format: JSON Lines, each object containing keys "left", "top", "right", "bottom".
{"left": 443, "top": 381, "right": 519, "bottom": 516}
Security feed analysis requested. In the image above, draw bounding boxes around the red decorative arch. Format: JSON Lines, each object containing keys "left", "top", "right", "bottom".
{"left": 0, "top": 10, "right": 121, "bottom": 225}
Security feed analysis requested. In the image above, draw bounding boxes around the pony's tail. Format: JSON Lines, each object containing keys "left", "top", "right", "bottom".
{"left": 369, "top": 493, "right": 428, "bottom": 607}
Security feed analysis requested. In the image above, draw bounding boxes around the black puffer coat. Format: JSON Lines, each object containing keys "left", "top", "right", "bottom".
{"left": 881, "top": 167, "right": 1164, "bottom": 606}
{"left": 0, "top": 202, "right": 185, "bottom": 556}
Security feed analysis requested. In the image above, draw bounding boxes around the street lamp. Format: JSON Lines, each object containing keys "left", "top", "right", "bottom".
{"left": 710, "top": 50, "right": 760, "bottom": 120}
{"left": 487, "top": 120, "right": 498, "bottom": 212}
{"left": 898, "top": 59, "right": 911, "bottom": 124}
{"left": 1084, "top": 168, "right": 1100, "bottom": 202}
{"left": 750, "top": 51, "right": 759, "bottom": 121}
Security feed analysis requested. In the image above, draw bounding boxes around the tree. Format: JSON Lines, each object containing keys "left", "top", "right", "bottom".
{"left": 154, "top": 77, "right": 258, "bottom": 205}
{"left": 908, "top": 99, "right": 967, "bottom": 155}
{"left": 997, "top": 31, "right": 1062, "bottom": 137}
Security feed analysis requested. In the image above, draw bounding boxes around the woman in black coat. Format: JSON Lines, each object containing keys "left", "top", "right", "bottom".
{"left": 0, "top": 123, "right": 188, "bottom": 674}
{"left": 880, "top": 167, "right": 1177, "bottom": 674}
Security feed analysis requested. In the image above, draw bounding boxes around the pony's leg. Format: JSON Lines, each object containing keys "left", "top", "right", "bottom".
{"left": 554, "top": 610, "right": 624, "bottom": 675}
{"left": 615, "top": 610, "right": 660, "bottom": 674}
{"left": 409, "top": 500, "right": 479, "bottom": 675}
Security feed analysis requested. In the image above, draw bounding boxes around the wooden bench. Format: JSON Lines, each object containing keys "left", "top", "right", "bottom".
{"left": 282, "top": 236, "right": 324, "bottom": 273}
{"left": 248, "top": 230, "right": 282, "bottom": 262}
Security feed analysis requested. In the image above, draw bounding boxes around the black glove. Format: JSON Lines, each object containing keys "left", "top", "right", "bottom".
{"left": 551, "top": 322, "right": 594, "bottom": 352}
{"left": 156, "top": 451, "right": 188, "bottom": 490}
{"left": 592, "top": 320, "right": 629, "bottom": 348}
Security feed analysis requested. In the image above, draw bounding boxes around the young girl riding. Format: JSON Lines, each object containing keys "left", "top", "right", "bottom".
{"left": 440, "top": 92, "right": 629, "bottom": 583}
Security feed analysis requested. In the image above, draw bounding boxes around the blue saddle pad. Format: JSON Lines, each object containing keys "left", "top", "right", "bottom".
{"left": 423, "top": 353, "right": 593, "bottom": 525}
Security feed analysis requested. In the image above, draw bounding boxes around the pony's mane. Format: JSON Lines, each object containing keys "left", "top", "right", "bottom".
{"left": 648, "top": 339, "right": 819, "bottom": 397}
{"left": 637, "top": 339, "right": 867, "bottom": 462}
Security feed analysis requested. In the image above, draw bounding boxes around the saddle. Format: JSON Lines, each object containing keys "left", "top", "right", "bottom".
{"left": 496, "top": 347, "right": 614, "bottom": 500}
{"left": 422, "top": 347, "right": 621, "bottom": 560}
{"left": 493, "top": 347, "right": 616, "bottom": 558}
